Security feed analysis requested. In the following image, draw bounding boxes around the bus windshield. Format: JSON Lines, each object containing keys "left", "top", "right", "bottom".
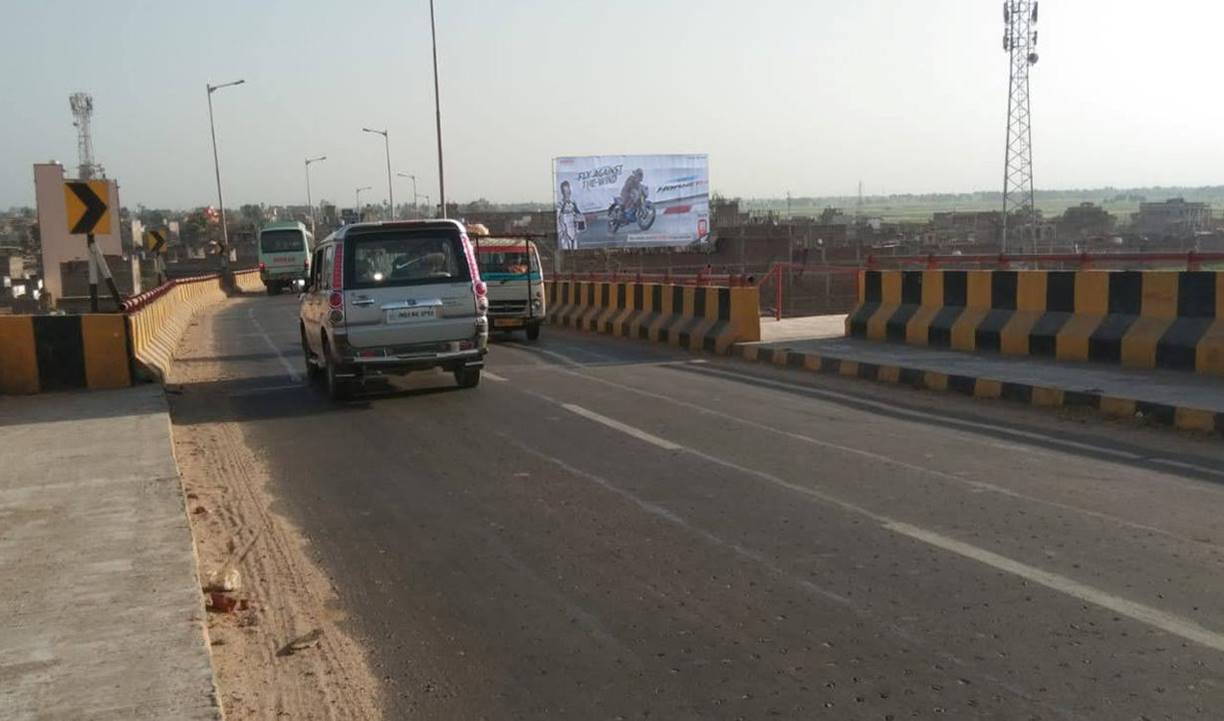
{"left": 260, "top": 230, "right": 306, "bottom": 253}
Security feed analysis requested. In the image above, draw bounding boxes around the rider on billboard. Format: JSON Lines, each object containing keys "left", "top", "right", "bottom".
{"left": 619, "top": 168, "right": 646, "bottom": 214}
{"left": 556, "top": 180, "right": 584, "bottom": 250}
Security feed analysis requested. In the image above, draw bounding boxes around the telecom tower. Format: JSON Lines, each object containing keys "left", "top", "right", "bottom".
{"left": 69, "top": 92, "right": 104, "bottom": 180}
{"left": 1001, "top": 1, "right": 1039, "bottom": 253}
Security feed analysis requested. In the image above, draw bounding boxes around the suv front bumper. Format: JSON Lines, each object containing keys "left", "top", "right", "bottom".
{"left": 331, "top": 339, "right": 486, "bottom": 378}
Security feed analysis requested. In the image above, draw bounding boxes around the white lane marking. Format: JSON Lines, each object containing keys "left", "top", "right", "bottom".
{"left": 508, "top": 344, "right": 707, "bottom": 371}
{"left": 561, "top": 403, "right": 683, "bottom": 451}
{"left": 885, "top": 521, "right": 1224, "bottom": 654}
{"left": 545, "top": 399, "right": 1224, "bottom": 653}
{"left": 482, "top": 371, "right": 508, "bottom": 382}
{"left": 687, "top": 362, "right": 1224, "bottom": 482}
{"left": 524, "top": 361, "right": 1214, "bottom": 547}
{"left": 501, "top": 434, "right": 1078, "bottom": 715}
{"left": 514, "top": 339, "right": 1141, "bottom": 459}
{"left": 504, "top": 435, "right": 850, "bottom": 607}
{"left": 247, "top": 307, "right": 302, "bottom": 383}
{"left": 690, "top": 364, "right": 1147, "bottom": 462}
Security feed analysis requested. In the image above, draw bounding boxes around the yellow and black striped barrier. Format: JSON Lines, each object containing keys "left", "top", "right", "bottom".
{"left": 847, "top": 269, "right": 1224, "bottom": 375}
{"left": 548, "top": 279, "right": 761, "bottom": 353}
{"left": 0, "top": 269, "right": 262, "bottom": 394}
{"left": 0, "top": 314, "right": 131, "bottom": 394}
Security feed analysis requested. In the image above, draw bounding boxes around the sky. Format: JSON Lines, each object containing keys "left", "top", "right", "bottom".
{"left": 2, "top": 0, "right": 1223, "bottom": 210}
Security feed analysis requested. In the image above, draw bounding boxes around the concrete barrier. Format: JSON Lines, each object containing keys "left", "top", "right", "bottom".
{"left": 847, "top": 269, "right": 1224, "bottom": 375}
{"left": 0, "top": 314, "right": 131, "bottom": 394}
{"left": 0, "top": 269, "right": 262, "bottom": 394}
{"left": 548, "top": 279, "right": 761, "bottom": 352}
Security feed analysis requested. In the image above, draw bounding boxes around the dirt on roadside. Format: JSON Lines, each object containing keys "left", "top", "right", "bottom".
{"left": 167, "top": 302, "right": 383, "bottom": 721}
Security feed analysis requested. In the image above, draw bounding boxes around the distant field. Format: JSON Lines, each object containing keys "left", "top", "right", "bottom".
{"left": 736, "top": 186, "right": 1224, "bottom": 224}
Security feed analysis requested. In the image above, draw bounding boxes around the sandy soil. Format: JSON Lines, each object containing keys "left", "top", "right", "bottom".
{"left": 168, "top": 302, "right": 383, "bottom": 721}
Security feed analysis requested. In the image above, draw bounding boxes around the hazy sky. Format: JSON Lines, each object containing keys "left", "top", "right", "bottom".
{"left": 3, "top": 0, "right": 1223, "bottom": 210}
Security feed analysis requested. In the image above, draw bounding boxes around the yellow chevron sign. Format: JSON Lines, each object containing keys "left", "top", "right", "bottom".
{"left": 144, "top": 228, "right": 168, "bottom": 253}
{"left": 63, "top": 180, "right": 111, "bottom": 235}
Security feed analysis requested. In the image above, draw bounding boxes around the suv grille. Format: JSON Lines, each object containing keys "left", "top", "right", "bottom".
{"left": 489, "top": 299, "right": 529, "bottom": 315}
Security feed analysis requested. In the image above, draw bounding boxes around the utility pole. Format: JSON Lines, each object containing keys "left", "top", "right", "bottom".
{"left": 305, "top": 155, "right": 326, "bottom": 237}
{"left": 429, "top": 0, "right": 447, "bottom": 217}
{"left": 362, "top": 128, "right": 393, "bottom": 219}
{"left": 207, "top": 79, "right": 245, "bottom": 271}
{"left": 1001, "top": 0, "right": 1040, "bottom": 253}
{"left": 397, "top": 172, "right": 418, "bottom": 217}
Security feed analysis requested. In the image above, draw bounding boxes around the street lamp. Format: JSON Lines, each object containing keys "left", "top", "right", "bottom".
{"left": 362, "top": 128, "right": 394, "bottom": 220}
{"left": 304, "top": 155, "right": 326, "bottom": 237}
{"left": 206, "top": 78, "right": 245, "bottom": 270}
{"left": 355, "top": 186, "right": 372, "bottom": 222}
{"left": 428, "top": 0, "right": 447, "bottom": 217}
{"left": 396, "top": 172, "right": 418, "bottom": 218}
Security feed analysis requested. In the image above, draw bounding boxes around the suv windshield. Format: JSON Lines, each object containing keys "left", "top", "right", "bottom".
{"left": 347, "top": 230, "right": 470, "bottom": 289}
{"left": 260, "top": 230, "right": 305, "bottom": 253}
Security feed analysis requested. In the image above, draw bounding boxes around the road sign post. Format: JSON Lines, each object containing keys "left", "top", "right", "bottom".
{"left": 64, "top": 180, "right": 122, "bottom": 311}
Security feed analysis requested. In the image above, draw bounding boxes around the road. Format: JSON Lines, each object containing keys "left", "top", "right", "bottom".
{"left": 172, "top": 294, "right": 1224, "bottom": 720}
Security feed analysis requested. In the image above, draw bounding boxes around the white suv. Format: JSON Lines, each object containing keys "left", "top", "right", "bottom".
{"left": 300, "top": 219, "right": 489, "bottom": 400}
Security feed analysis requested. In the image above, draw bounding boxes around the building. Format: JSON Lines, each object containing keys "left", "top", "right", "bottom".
{"left": 1056, "top": 202, "right": 1115, "bottom": 242}
{"left": 1133, "top": 198, "right": 1211, "bottom": 238}
{"left": 930, "top": 211, "right": 1003, "bottom": 245}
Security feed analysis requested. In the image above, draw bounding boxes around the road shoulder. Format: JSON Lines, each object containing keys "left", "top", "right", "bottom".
{"left": 167, "top": 299, "right": 384, "bottom": 721}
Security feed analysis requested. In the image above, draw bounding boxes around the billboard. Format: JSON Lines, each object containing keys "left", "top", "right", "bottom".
{"left": 553, "top": 154, "right": 710, "bottom": 250}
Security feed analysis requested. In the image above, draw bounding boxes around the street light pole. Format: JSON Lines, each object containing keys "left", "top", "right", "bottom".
{"left": 206, "top": 78, "right": 244, "bottom": 271}
{"left": 356, "top": 186, "right": 372, "bottom": 222}
{"left": 362, "top": 128, "right": 393, "bottom": 220}
{"left": 429, "top": 0, "right": 447, "bottom": 217}
{"left": 304, "top": 155, "right": 326, "bottom": 237}
{"left": 396, "top": 172, "right": 418, "bottom": 218}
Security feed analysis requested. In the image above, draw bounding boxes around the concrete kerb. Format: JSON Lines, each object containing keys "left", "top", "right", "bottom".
{"left": 729, "top": 342, "right": 1224, "bottom": 437}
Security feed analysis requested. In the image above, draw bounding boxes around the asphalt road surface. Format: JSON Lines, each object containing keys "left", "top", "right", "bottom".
{"left": 174, "top": 294, "right": 1224, "bottom": 720}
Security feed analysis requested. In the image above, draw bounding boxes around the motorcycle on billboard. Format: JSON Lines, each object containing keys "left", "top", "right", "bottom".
{"left": 607, "top": 186, "right": 656, "bottom": 233}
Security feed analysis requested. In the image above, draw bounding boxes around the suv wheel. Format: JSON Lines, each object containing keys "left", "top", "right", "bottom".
{"left": 525, "top": 324, "right": 541, "bottom": 342}
{"left": 453, "top": 367, "right": 481, "bottom": 389}
{"left": 323, "top": 341, "right": 351, "bottom": 401}
{"left": 301, "top": 328, "right": 322, "bottom": 383}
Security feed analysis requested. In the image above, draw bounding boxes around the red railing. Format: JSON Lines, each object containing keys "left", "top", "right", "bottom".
{"left": 121, "top": 272, "right": 221, "bottom": 313}
{"left": 755, "top": 262, "right": 863, "bottom": 321}
{"left": 562, "top": 270, "right": 755, "bottom": 287}
{"left": 864, "top": 250, "right": 1224, "bottom": 271}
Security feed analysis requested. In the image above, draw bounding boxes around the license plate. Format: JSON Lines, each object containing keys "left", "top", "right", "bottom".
{"left": 494, "top": 318, "right": 524, "bottom": 328}
{"left": 386, "top": 307, "right": 438, "bottom": 324}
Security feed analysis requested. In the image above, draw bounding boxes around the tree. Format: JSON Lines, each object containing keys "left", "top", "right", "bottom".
{"left": 238, "top": 204, "right": 264, "bottom": 228}
{"left": 180, "top": 210, "right": 211, "bottom": 247}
